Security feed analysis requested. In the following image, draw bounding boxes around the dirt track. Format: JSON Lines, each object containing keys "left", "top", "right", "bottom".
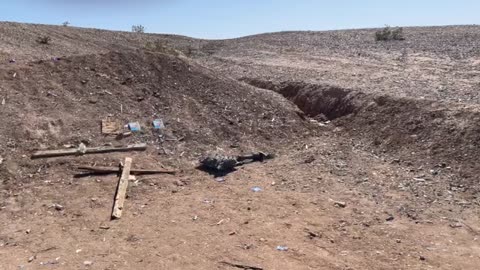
{"left": 1, "top": 23, "right": 480, "bottom": 270}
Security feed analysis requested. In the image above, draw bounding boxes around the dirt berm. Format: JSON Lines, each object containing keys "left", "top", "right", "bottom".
{"left": 0, "top": 51, "right": 311, "bottom": 186}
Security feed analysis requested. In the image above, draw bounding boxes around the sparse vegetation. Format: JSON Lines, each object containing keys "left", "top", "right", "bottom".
{"left": 132, "top": 25, "right": 145, "bottom": 33}
{"left": 36, "top": 36, "right": 51, "bottom": 45}
{"left": 144, "top": 40, "right": 181, "bottom": 56}
{"left": 62, "top": 21, "right": 70, "bottom": 27}
{"left": 375, "top": 25, "right": 405, "bottom": 41}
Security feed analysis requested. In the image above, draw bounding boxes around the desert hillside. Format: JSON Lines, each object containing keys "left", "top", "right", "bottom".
{"left": 0, "top": 22, "right": 479, "bottom": 270}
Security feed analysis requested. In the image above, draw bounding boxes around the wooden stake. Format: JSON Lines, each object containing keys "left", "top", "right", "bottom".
{"left": 77, "top": 166, "right": 176, "bottom": 175}
{"left": 31, "top": 143, "right": 147, "bottom": 159}
{"left": 111, "top": 157, "right": 133, "bottom": 219}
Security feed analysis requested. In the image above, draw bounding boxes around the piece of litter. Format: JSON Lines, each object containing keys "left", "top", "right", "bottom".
{"left": 77, "top": 143, "right": 87, "bottom": 154}
{"left": 250, "top": 186, "right": 263, "bottom": 192}
{"left": 214, "top": 177, "right": 226, "bottom": 183}
{"left": 276, "top": 245, "right": 289, "bottom": 251}
{"left": 152, "top": 119, "right": 165, "bottom": 129}
{"left": 83, "top": 260, "right": 93, "bottom": 266}
{"left": 75, "top": 249, "right": 82, "bottom": 254}
{"left": 128, "top": 122, "right": 142, "bottom": 132}
{"left": 1, "top": 98, "right": 5, "bottom": 105}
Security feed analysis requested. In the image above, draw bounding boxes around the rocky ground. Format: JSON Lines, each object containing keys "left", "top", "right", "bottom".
{"left": 0, "top": 22, "right": 479, "bottom": 269}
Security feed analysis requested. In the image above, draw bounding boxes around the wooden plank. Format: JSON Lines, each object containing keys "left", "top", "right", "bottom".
{"left": 77, "top": 166, "right": 176, "bottom": 175}
{"left": 111, "top": 157, "right": 133, "bottom": 219}
{"left": 31, "top": 143, "right": 147, "bottom": 159}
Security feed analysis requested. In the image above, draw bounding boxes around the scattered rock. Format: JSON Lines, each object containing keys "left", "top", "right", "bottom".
{"left": 306, "top": 231, "right": 319, "bottom": 239}
{"left": 304, "top": 156, "right": 315, "bottom": 164}
{"left": 419, "top": 256, "right": 426, "bottom": 261}
{"left": 52, "top": 203, "right": 64, "bottom": 211}
{"left": 214, "top": 177, "right": 226, "bottom": 183}
{"left": 173, "top": 180, "right": 185, "bottom": 186}
{"left": 276, "top": 245, "right": 289, "bottom": 251}
{"left": 28, "top": 255, "right": 36, "bottom": 263}
{"left": 83, "top": 260, "right": 93, "bottom": 266}
{"left": 449, "top": 222, "right": 463, "bottom": 228}
{"left": 333, "top": 201, "right": 347, "bottom": 208}
{"left": 386, "top": 216, "right": 395, "bottom": 222}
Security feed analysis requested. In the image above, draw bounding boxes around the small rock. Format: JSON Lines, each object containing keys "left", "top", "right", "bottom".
{"left": 449, "top": 222, "right": 463, "bottom": 228}
{"left": 25, "top": 229, "right": 31, "bottom": 234}
{"left": 173, "top": 180, "right": 185, "bottom": 186}
{"left": 214, "top": 177, "right": 225, "bottom": 183}
{"left": 99, "top": 225, "right": 110, "bottom": 230}
{"left": 333, "top": 201, "right": 347, "bottom": 208}
{"left": 419, "top": 256, "right": 426, "bottom": 261}
{"left": 83, "top": 260, "right": 93, "bottom": 266}
{"left": 307, "top": 231, "right": 319, "bottom": 239}
{"left": 386, "top": 216, "right": 395, "bottom": 222}
{"left": 395, "top": 239, "right": 402, "bottom": 243}
{"left": 52, "top": 203, "right": 64, "bottom": 211}
{"left": 28, "top": 255, "right": 36, "bottom": 262}
{"left": 276, "top": 245, "right": 289, "bottom": 251}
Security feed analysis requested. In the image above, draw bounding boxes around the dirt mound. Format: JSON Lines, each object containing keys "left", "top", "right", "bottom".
{"left": 245, "top": 79, "right": 480, "bottom": 194}
{"left": 0, "top": 51, "right": 310, "bottom": 184}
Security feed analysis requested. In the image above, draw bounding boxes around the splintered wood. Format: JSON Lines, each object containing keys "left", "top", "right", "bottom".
{"left": 111, "top": 157, "right": 133, "bottom": 219}
{"left": 102, "top": 118, "right": 123, "bottom": 135}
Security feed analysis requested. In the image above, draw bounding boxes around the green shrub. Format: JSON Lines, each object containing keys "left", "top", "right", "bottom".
{"left": 132, "top": 25, "right": 145, "bottom": 33}
{"left": 375, "top": 26, "right": 405, "bottom": 41}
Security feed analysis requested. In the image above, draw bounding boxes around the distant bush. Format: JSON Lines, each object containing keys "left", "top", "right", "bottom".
{"left": 36, "top": 36, "right": 51, "bottom": 45}
{"left": 391, "top": 27, "right": 405, "bottom": 40}
{"left": 375, "top": 26, "right": 405, "bottom": 41}
{"left": 62, "top": 21, "right": 70, "bottom": 27}
{"left": 132, "top": 25, "right": 145, "bottom": 33}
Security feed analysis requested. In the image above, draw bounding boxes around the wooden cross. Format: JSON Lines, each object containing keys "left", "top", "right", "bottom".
{"left": 111, "top": 157, "right": 133, "bottom": 219}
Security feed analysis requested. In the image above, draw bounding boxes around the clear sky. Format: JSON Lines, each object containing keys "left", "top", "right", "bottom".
{"left": 0, "top": 0, "right": 478, "bottom": 39}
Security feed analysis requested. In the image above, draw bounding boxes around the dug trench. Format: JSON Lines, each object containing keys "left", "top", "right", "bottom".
{"left": 242, "top": 78, "right": 480, "bottom": 198}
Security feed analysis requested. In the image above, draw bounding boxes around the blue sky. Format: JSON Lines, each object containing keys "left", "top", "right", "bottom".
{"left": 0, "top": 0, "right": 478, "bottom": 39}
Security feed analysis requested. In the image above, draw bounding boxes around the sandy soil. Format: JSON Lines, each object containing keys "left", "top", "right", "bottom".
{"left": 0, "top": 22, "right": 479, "bottom": 270}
